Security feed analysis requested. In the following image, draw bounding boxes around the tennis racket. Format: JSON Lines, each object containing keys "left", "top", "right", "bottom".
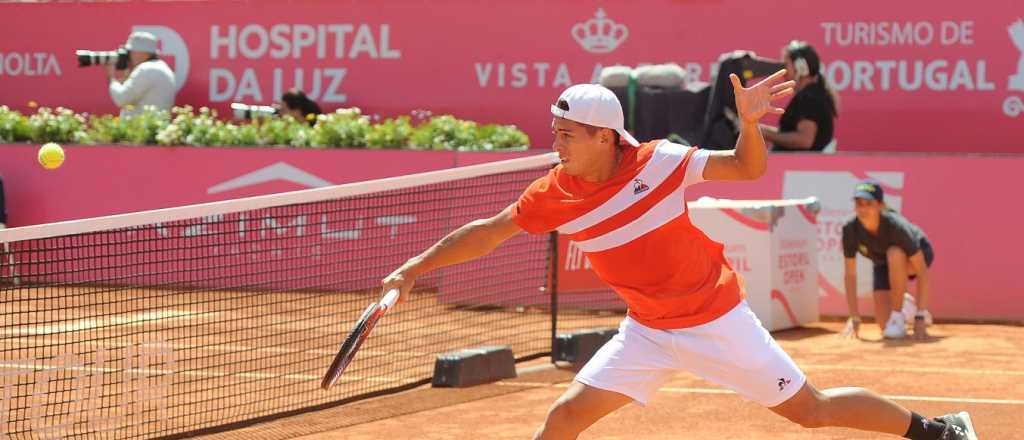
{"left": 321, "top": 288, "right": 400, "bottom": 390}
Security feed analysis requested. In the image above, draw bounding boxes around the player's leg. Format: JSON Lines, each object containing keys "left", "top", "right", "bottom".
{"left": 686, "top": 300, "right": 975, "bottom": 439}
{"left": 770, "top": 381, "right": 909, "bottom": 432}
{"left": 535, "top": 316, "right": 676, "bottom": 439}
{"left": 533, "top": 381, "right": 632, "bottom": 440}
{"left": 769, "top": 381, "right": 978, "bottom": 439}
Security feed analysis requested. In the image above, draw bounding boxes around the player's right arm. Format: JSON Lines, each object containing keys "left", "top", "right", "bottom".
{"left": 381, "top": 204, "right": 522, "bottom": 301}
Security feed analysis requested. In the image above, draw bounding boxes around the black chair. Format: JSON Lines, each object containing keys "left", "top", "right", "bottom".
{"left": 700, "top": 51, "right": 783, "bottom": 149}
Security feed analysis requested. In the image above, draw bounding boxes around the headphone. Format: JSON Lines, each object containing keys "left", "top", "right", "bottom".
{"left": 786, "top": 40, "right": 818, "bottom": 80}
{"left": 794, "top": 57, "right": 810, "bottom": 79}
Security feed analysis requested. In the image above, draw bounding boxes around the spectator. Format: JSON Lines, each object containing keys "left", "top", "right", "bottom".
{"left": 106, "top": 31, "right": 176, "bottom": 118}
{"left": 279, "top": 89, "right": 322, "bottom": 126}
{"left": 761, "top": 40, "right": 838, "bottom": 151}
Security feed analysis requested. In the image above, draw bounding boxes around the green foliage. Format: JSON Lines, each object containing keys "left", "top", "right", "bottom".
{"left": 26, "top": 107, "right": 87, "bottom": 144}
{"left": 0, "top": 105, "right": 530, "bottom": 151}
{"left": 409, "top": 115, "right": 478, "bottom": 151}
{"left": 309, "top": 108, "right": 370, "bottom": 148}
{"left": 0, "top": 105, "right": 31, "bottom": 143}
{"left": 365, "top": 116, "right": 413, "bottom": 149}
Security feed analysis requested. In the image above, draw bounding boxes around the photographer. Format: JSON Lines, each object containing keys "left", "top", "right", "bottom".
{"left": 106, "top": 32, "right": 176, "bottom": 118}
{"left": 760, "top": 41, "right": 838, "bottom": 151}
{"left": 279, "top": 89, "right": 322, "bottom": 126}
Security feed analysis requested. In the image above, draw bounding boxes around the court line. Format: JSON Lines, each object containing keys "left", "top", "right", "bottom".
{"left": 496, "top": 383, "right": 1024, "bottom": 406}
{"left": 6, "top": 336, "right": 1019, "bottom": 377}
{"left": 1, "top": 337, "right": 431, "bottom": 357}
{"left": 2, "top": 310, "right": 218, "bottom": 336}
{"left": 800, "top": 364, "right": 1024, "bottom": 377}
{"left": 4, "top": 350, "right": 1021, "bottom": 397}
{"left": 0, "top": 362, "right": 411, "bottom": 385}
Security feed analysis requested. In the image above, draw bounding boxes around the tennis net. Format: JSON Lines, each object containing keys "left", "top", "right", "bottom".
{"left": 0, "top": 152, "right": 564, "bottom": 439}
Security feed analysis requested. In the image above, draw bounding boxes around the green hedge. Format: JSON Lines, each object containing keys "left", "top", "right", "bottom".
{"left": 0, "top": 105, "right": 530, "bottom": 150}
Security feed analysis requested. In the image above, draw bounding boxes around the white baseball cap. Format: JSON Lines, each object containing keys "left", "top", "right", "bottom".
{"left": 550, "top": 84, "right": 640, "bottom": 147}
{"left": 125, "top": 31, "right": 159, "bottom": 54}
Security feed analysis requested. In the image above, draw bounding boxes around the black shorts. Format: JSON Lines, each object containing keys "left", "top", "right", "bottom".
{"left": 872, "top": 239, "right": 935, "bottom": 291}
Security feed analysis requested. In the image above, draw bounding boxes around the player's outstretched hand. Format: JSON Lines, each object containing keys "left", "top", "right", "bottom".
{"left": 731, "top": 69, "right": 795, "bottom": 124}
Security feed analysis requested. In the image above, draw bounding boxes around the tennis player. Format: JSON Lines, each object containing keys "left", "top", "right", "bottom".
{"left": 380, "top": 72, "right": 977, "bottom": 440}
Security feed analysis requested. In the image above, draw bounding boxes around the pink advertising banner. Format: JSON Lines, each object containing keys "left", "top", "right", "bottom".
{"left": 559, "top": 152, "right": 1021, "bottom": 321}
{"left": 0, "top": 145, "right": 1019, "bottom": 320}
{"left": 0, "top": 145, "right": 535, "bottom": 227}
{"left": 1, "top": 1, "right": 1022, "bottom": 152}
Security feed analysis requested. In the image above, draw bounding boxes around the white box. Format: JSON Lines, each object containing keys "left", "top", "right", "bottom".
{"left": 688, "top": 198, "right": 820, "bottom": 331}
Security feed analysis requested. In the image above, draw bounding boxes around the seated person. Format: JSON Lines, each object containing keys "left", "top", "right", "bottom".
{"left": 279, "top": 89, "right": 322, "bottom": 126}
{"left": 760, "top": 41, "right": 838, "bottom": 151}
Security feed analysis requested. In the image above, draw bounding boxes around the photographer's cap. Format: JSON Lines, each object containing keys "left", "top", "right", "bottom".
{"left": 125, "top": 31, "right": 159, "bottom": 54}
{"left": 551, "top": 84, "right": 639, "bottom": 147}
{"left": 853, "top": 180, "right": 884, "bottom": 202}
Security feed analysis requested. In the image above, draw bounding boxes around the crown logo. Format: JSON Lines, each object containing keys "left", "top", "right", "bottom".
{"left": 572, "top": 8, "right": 629, "bottom": 54}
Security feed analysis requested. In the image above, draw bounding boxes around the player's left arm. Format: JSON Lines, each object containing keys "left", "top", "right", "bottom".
{"left": 702, "top": 70, "right": 795, "bottom": 182}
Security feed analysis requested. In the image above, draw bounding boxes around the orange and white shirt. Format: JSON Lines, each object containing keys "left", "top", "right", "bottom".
{"left": 512, "top": 140, "right": 744, "bottom": 329}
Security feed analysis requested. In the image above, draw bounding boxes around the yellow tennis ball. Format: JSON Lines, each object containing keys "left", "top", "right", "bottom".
{"left": 38, "top": 143, "right": 65, "bottom": 170}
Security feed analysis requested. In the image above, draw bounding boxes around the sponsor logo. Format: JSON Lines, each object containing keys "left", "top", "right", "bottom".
{"left": 572, "top": 9, "right": 628, "bottom": 54}
{"left": 1004, "top": 18, "right": 1024, "bottom": 117}
{"left": 633, "top": 178, "right": 650, "bottom": 195}
{"left": 207, "top": 162, "right": 333, "bottom": 194}
{"left": 778, "top": 377, "right": 792, "bottom": 391}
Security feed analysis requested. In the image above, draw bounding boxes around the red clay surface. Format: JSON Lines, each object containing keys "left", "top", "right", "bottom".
{"left": 214, "top": 321, "right": 1023, "bottom": 440}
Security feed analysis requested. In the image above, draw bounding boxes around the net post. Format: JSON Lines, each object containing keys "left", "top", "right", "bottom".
{"left": 548, "top": 231, "right": 559, "bottom": 364}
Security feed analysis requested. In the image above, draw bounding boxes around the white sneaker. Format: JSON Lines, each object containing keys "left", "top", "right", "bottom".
{"left": 918, "top": 309, "right": 934, "bottom": 326}
{"left": 883, "top": 312, "right": 907, "bottom": 339}
{"left": 901, "top": 292, "right": 917, "bottom": 323}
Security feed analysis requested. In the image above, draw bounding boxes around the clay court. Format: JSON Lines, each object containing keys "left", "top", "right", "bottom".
{"left": 217, "top": 320, "right": 1024, "bottom": 440}
{"left": 2, "top": 237, "right": 1022, "bottom": 440}
{"left": 2, "top": 156, "right": 1020, "bottom": 440}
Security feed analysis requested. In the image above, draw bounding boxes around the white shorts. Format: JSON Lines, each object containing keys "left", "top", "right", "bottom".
{"left": 575, "top": 300, "right": 806, "bottom": 407}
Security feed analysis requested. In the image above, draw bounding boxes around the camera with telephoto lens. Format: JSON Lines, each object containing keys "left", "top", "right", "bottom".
{"left": 76, "top": 46, "right": 130, "bottom": 70}
{"left": 231, "top": 103, "right": 279, "bottom": 120}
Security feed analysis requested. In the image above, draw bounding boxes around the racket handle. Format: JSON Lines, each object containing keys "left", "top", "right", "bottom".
{"left": 380, "top": 288, "right": 400, "bottom": 311}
